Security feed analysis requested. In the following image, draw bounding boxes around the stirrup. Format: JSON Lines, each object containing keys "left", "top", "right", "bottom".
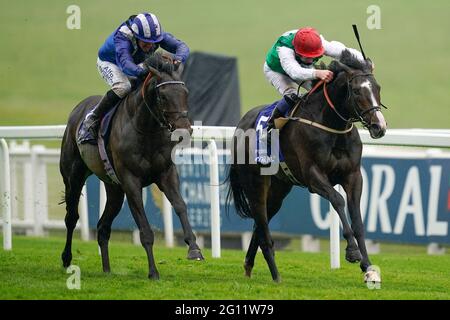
{"left": 78, "top": 118, "right": 99, "bottom": 145}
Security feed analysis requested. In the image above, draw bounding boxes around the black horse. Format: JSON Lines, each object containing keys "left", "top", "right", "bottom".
{"left": 60, "top": 54, "right": 203, "bottom": 280}
{"left": 227, "top": 50, "right": 387, "bottom": 283}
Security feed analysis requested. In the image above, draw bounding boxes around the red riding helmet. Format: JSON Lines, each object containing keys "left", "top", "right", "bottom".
{"left": 293, "top": 27, "right": 325, "bottom": 58}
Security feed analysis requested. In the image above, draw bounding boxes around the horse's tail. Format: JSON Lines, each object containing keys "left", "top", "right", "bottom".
{"left": 225, "top": 164, "right": 252, "bottom": 219}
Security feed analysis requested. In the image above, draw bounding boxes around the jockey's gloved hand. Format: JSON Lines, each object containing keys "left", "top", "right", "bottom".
{"left": 137, "top": 63, "right": 150, "bottom": 81}
{"left": 314, "top": 69, "right": 334, "bottom": 82}
{"left": 173, "top": 59, "right": 184, "bottom": 73}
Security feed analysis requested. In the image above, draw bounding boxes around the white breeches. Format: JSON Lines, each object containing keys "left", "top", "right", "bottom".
{"left": 96, "top": 58, "right": 132, "bottom": 98}
{"left": 263, "top": 62, "right": 312, "bottom": 96}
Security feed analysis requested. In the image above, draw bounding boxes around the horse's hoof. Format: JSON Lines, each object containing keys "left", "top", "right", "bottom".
{"left": 364, "top": 266, "right": 381, "bottom": 284}
{"left": 244, "top": 264, "right": 253, "bottom": 278}
{"left": 273, "top": 276, "right": 282, "bottom": 284}
{"left": 61, "top": 252, "right": 72, "bottom": 268}
{"left": 187, "top": 249, "right": 204, "bottom": 261}
{"left": 148, "top": 272, "right": 160, "bottom": 281}
{"left": 345, "top": 248, "right": 362, "bottom": 263}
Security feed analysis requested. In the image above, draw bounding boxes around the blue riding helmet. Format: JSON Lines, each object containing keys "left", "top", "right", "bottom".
{"left": 130, "top": 13, "right": 164, "bottom": 43}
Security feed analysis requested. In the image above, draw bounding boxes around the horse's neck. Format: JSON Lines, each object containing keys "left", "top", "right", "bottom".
{"left": 298, "top": 81, "right": 350, "bottom": 130}
{"left": 125, "top": 88, "right": 163, "bottom": 134}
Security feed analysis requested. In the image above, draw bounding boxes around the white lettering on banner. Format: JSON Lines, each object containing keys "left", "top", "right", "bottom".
{"left": 360, "top": 167, "right": 369, "bottom": 222}
{"left": 367, "top": 165, "right": 395, "bottom": 233}
{"left": 309, "top": 163, "right": 448, "bottom": 238}
{"left": 181, "top": 181, "right": 210, "bottom": 205}
{"left": 427, "top": 166, "right": 448, "bottom": 236}
{"left": 394, "top": 166, "right": 425, "bottom": 235}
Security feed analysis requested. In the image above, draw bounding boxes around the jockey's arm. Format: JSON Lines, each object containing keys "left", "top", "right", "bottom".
{"left": 159, "top": 33, "right": 190, "bottom": 63}
{"left": 320, "top": 35, "right": 365, "bottom": 63}
{"left": 114, "top": 32, "right": 147, "bottom": 77}
{"left": 278, "top": 46, "right": 316, "bottom": 82}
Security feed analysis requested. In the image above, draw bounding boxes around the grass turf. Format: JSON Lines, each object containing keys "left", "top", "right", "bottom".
{"left": 0, "top": 236, "right": 449, "bottom": 300}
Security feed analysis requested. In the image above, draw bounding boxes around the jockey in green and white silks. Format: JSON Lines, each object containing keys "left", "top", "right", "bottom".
{"left": 257, "top": 27, "right": 366, "bottom": 165}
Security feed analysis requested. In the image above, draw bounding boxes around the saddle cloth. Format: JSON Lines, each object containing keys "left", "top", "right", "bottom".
{"left": 254, "top": 100, "right": 302, "bottom": 185}
{"left": 254, "top": 100, "right": 289, "bottom": 162}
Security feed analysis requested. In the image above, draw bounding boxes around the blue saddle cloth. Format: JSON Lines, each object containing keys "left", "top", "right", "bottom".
{"left": 254, "top": 100, "right": 289, "bottom": 162}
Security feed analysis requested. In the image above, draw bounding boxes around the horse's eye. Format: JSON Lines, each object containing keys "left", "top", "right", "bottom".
{"left": 352, "top": 88, "right": 361, "bottom": 95}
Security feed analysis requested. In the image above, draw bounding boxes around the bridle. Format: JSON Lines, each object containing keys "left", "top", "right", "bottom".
{"left": 345, "top": 73, "right": 386, "bottom": 128}
{"left": 302, "top": 72, "right": 386, "bottom": 130}
{"left": 141, "top": 71, "right": 188, "bottom": 132}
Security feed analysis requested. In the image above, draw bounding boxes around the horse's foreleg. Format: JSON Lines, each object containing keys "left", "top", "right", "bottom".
{"left": 343, "top": 170, "right": 372, "bottom": 272}
{"left": 157, "top": 165, "right": 203, "bottom": 261}
{"left": 97, "top": 183, "right": 124, "bottom": 273}
{"left": 121, "top": 174, "right": 159, "bottom": 280}
{"left": 307, "top": 166, "right": 359, "bottom": 257}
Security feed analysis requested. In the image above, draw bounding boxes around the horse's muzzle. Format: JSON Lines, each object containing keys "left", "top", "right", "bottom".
{"left": 368, "top": 110, "right": 387, "bottom": 139}
{"left": 369, "top": 123, "right": 386, "bottom": 139}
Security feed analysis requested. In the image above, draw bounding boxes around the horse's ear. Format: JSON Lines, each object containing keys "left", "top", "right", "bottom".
{"left": 334, "top": 61, "right": 353, "bottom": 74}
{"left": 365, "top": 58, "right": 374, "bottom": 72}
{"left": 174, "top": 62, "right": 184, "bottom": 76}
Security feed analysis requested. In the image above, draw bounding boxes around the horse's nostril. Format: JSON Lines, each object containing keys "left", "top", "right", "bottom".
{"left": 369, "top": 123, "right": 385, "bottom": 138}
{"left": 370, "top": 123, "right": 381, "bottom": 132}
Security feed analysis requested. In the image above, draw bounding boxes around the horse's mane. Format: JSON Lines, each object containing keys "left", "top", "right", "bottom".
{"left": 309, "top": 49, "right": 372, "bottom": 89}
{"left": 335, "top": 49, "right": 371, "bottom": 73}
{"left": 144, "top": 52, "right": 175, "bottom": 74}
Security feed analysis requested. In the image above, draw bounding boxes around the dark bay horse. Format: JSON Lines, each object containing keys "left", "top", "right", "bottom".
{"left": 60, "top": 54, "right": 203, "bottom": 280}
{"left": 227, "top": 50, "right": 387, "bottom": 283}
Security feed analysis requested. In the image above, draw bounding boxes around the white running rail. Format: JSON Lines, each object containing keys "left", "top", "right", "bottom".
{"left": 1, "top": 126, "right": 450, "bottom": 268}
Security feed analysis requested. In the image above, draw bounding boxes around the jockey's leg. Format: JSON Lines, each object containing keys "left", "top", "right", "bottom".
{"left": 265, "top": 93, "right": 298, "bottom": 131}
{"left": 257, "top": 64, "right": 300, "bottom": 164}
{"left": 78, "top": 58, "right": 131, "bottom": 144}
{"left": 78, "top": 90, "right": 121, "bottom": 143}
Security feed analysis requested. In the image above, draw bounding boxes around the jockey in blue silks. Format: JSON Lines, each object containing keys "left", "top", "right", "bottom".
{"left": 78, "top": 12, "right": 190, "bottom": 144}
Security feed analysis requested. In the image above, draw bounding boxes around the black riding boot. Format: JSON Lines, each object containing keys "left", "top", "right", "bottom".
{"left": 266, "top": 107, "right": 284, "bottom": 132}
{"left": 266, "top": 93, "right": 299, "bottom": 132}
{"left": 78, "top": 90, "right": 121, "bottom": 144}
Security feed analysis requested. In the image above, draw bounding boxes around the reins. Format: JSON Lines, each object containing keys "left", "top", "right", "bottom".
{"left": 288, "top": 80, "right": 354, "bottom": 134}
{"left": 140, "top": 71, "right": 187, "bottom": 131}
